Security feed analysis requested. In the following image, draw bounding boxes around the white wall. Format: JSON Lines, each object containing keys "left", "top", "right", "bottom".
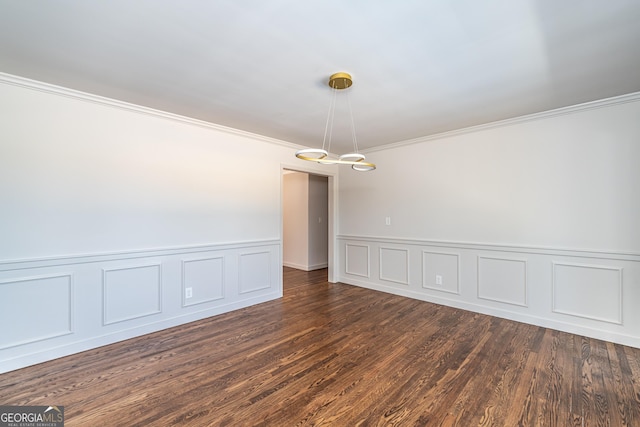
{"left": 338, "top": 94, "right": 640, "bottom": 348}
{"left": 0, "top": 82, "right": 288, "bottom": 259}
{"left": 0, "top": 74, "right": 336, "bottom": 373}
{"left": 283, "top": 172, "right": 309, "bottom": 269}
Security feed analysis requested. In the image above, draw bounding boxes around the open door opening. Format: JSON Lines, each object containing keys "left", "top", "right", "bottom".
{"left": 281, "top": 166, "right": 336, "bottom": 283}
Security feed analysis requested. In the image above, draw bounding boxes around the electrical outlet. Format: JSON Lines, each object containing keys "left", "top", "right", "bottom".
{"left": 185, "top": 287, "right": 193, "bottom": 299}
{"left": 385, "top": 216, "right": 391, "bottom": 226}
{"left": 435, "top": 275, "right": 443, "bottom": 285}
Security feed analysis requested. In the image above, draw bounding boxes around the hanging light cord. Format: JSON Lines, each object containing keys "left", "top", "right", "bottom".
{"left": 346, "top": 90, "right": 359, "bottom": 154}
{"left": 321, "top": 87, "right": 338, "bottom": 154}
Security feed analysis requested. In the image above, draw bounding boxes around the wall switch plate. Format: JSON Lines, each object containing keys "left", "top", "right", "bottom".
{"left": 185, "top": 287, "right": 193, "bottom": 298}
{"left": 385, "top": 217, "right": 391, "bottom": 226}
{"left": 435, "top": 275, "right": 443, "bottom": 285}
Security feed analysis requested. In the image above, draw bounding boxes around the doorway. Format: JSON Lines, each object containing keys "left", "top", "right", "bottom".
{"left": 281, "top": 166, "right": 337, "bottom": 282}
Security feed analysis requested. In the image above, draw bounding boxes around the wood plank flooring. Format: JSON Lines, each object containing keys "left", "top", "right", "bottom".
{"left": 1, "top": 267, "right": 639, "bottom": 426}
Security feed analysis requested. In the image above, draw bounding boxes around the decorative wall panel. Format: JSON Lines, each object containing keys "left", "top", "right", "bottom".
{"left": 0, "top": 241, "right": 281, "bottom": 373}
{"left": 345, "top": 244, "right": 370, "bottom": 278}
{"left": 478, "top": 256, "right": 527, "bottom": 307}
{"left": 103, "top": 264, "right": 162, "bottom": 325}
{"left": 338, "top": 235, "right": 640, "bottom": 348}
{"left": 239, "top": 251, "right": 271, "bottom": 294}
{"left": 379, "top": 247, "right": 409, "bottom": 285}
{"left": 422, "top": 251, "right": 460, "bottom": 294}
{"left": 182, "top": 257, "right": 225, "bottom": 306}
{"left": 553, "top": 262, "right": 622, "bottom": 324}
{"left": 0, "top": 274, "right": 72, "bottom": 349}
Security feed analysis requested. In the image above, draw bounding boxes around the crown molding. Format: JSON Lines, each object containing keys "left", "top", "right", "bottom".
{"left": 364, "top": 90, "right": 640, "bottom": 154}
{"left": 4, "top": 72, "right": 639, "bottom": 155}
{"left": 0, "top": 72, "right": 303, "bottom": 151}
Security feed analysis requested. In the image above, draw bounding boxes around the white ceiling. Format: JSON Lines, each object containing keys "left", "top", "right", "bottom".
{"left": 1, "top": 1, "right": 640, "bottom": 154}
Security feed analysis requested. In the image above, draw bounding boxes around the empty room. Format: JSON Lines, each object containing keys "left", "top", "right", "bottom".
{"left": 1, "top": 1, "right": 639, "bottom": 425}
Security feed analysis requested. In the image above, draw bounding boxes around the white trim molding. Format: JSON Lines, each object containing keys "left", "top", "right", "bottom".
{"left": 338, "top": 235, "right": 640, "bottom": 349}
{"left": 0, "top": 240, "right": 282, "bottom": 373}
{"left": 552, "top": 261, "right": 623, "bottom": 325}
{"left": 345, "top": 244, "right": 371, "bottom": 278}
{"left": 379, "top": 247, "right": 410, "bottom": 285}
{"left": 421, "top": 250, "right": 460, "bottom": 295}
{"left": 477, "top": 256, "right": 528, "bottom": 308}
{"left": 102, "top": 263, "right": 163, "bottom": 325}
{"left": 0, "top": 72, "right": 302, "bottom": 151}
{"left": 0, "top": 273, "right": 74, "bottom": 350}
{"left": 182, "top": 256, "right": 226, "bottom": 307}
{"left": 337, "top": 235, "right": 640, "bottom": 262}
{"left": 364, "top": 91, "right": 640, "bottom": 154}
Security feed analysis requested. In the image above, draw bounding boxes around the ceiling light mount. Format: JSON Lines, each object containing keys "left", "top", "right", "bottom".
{"left": 328, "top": 72, "right": 353, "bottom": 90}
{"left": 295, "top": 72, "right": 376, "bottom": 171}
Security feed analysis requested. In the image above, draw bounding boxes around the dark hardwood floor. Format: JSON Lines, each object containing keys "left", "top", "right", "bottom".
{"left": 1, "top": 267, "right": 639, "bottom": 426}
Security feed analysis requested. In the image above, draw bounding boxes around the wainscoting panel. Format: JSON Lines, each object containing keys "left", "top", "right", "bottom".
{"left": 552, "top": 262, "right": 622, "bottom": 324}
{"left": 0, "top": 274, "right": 73, "bottom": 349}
{"left": 239, "top": 251, "right": 272, "bottom": 294}
{"left": 0, "top": 240, "right": 281, "bottom": 373}
{"left": 337, "top": 235, "right": 640, "bottom": 349}
{"left": 477, "top": 256, "right": 527, "bottom": 307}
{"left": 379, "top": 247, "right": 409, "bottom": 285}
{"left": 103, "top": 264, "right": 162, "bottom": 325}
{"left": 345, "top": 244, "right": 370, "bottom": 278}
{"left": 182, "top": 256, "right": 225, "bottom": 306}
{"left": 422, "top": 251, "right": 459, "bottom": 294}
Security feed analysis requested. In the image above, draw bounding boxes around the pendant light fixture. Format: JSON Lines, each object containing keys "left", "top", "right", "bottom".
{"left": 295, "top": 72, "right": 376, "bottom": 171}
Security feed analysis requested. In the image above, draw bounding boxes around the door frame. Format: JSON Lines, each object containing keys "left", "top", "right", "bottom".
{"left": 281, "top": 163, "right": 338, "bottom": 283}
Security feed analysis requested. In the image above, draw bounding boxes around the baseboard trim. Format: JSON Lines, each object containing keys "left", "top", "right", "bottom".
{"left": 283, "top": 262, "right": 328, "bottom": 271}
